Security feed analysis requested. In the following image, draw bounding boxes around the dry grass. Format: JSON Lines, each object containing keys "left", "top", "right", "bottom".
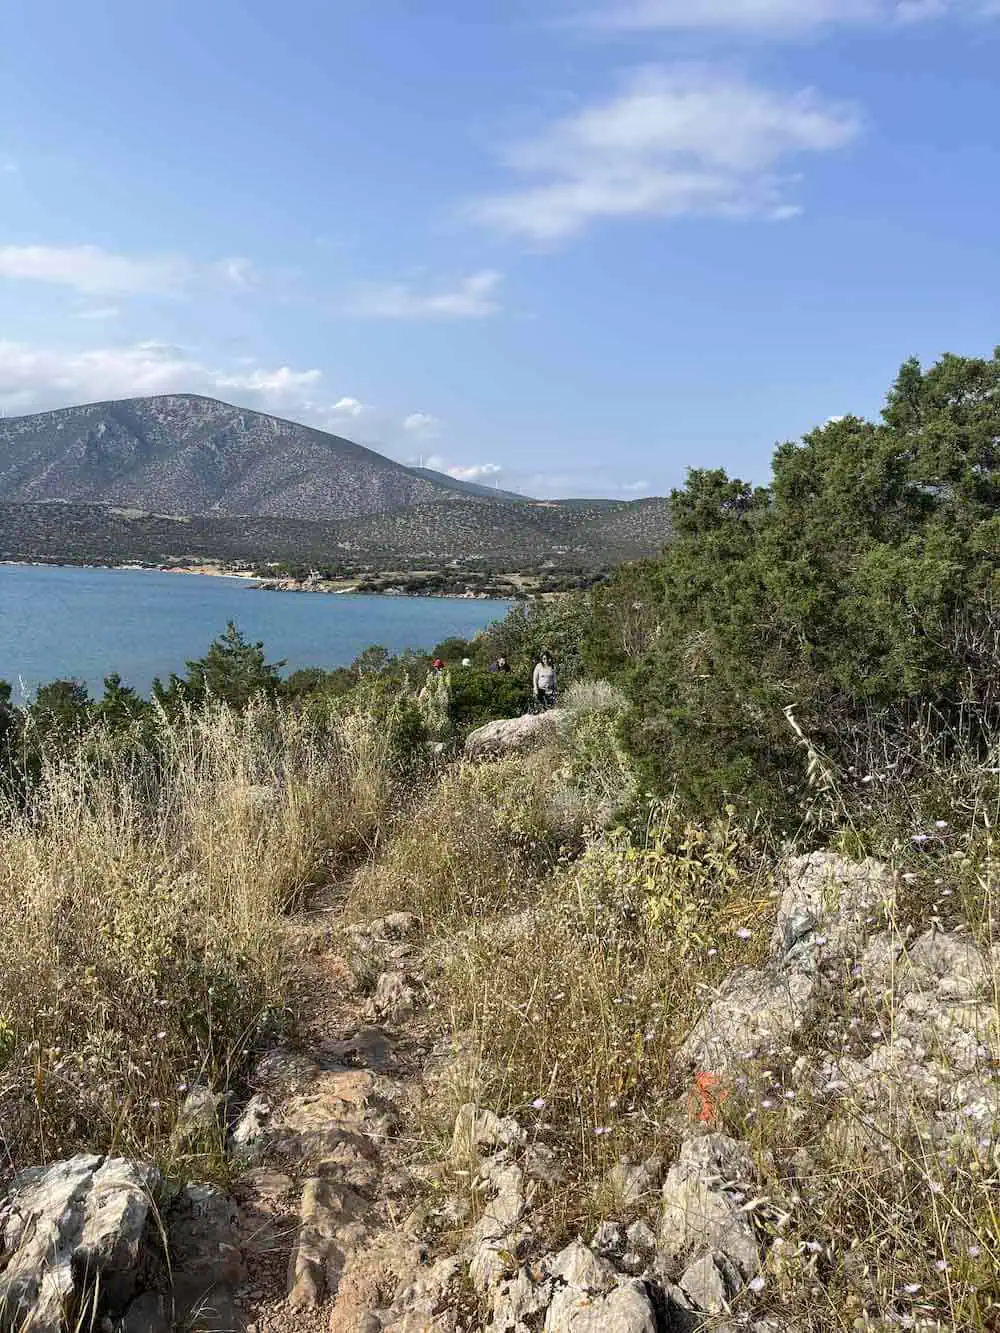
{"left": 0, "top": 698, "right": 404, "bottom": 1173}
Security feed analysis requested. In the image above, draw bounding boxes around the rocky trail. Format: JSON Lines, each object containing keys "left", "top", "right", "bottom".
{"left": 1, "top": 841, "right": 998, "bottom": 1332}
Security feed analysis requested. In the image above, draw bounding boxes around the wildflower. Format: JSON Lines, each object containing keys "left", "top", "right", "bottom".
{"left": 530, "top": 1098, "right": 546, "bottom": 1110}
{"left": 155, "top": 1031, "right": 167, "bottom": 1040}
{"left": 747, "top": 1276, "right": 766, "bottom": 1293}
{"left": 902, "top": 1283, "right": 922, "bottom": 1294}
{"left": 968, "top": 1245, "right": 981, "bottom": 1258}
{"left": 736, "top": 928, "right": 753, "bottom": 941}
{"left": 935, "top": 820, "right": 949, "bottom": 829}
{"left": 912, "top": 834, "right": 930, "bottom": 843}
{"left": 707, "top": 948, "right": 718, "bottom": 957}
{"left": 761, "top": 1098, "right": 776, "bottom": 1110}
{"left": 593, "top": 1126, "right": 612, "bottom": 1136}
{"left": 934, "top": 1260, "right": 948, "bottom": 1272}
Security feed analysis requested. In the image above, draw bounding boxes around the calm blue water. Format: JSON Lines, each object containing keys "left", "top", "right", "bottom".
{"left": 0, "top": 565, "right": 511, "bottom": 698}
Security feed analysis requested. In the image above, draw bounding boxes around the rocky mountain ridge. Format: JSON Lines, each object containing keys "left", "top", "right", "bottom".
{"left": 0, "top": 395, "right": 519, "bottom": 521}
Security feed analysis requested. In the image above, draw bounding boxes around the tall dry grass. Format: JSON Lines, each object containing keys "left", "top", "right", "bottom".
{"left": 0, "top": 698, "right": 405, "bottom": 1172}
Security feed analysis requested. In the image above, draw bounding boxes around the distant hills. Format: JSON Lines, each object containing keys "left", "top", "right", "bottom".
{"left": 0, "top": 394, "right": 672, "bottom": 569}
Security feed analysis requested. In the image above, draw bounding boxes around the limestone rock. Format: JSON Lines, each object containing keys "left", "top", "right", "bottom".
{"left": 287, "top": 1176, "right": 369, "bottom": 1309}
{"left": 659, "top": 1135, "right": 759, "bottom": 1287}
{"left": 540, "top": 1242, "right": 657, "bottom": 1333}
{"left": 465, "top": 711, "right": 562, "bottom": 760}
{"left": 677, "top": 967, "right": 819, "bottom": 1075}
{"left": 468, "top": 1163, "right": 528, "bottom": 1292}
{"left": 450, "top": 1103, "right": 525, "bottom": 1161}
{"left": 771, "top": 852, "right": 896, "bottom": 961}
{"left": 0, "top": 1155, "right": 158, "bottom": 1333}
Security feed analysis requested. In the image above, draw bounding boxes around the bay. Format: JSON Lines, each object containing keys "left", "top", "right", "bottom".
{"left": 0, "top": 564, "right": 512, "bottom": 698}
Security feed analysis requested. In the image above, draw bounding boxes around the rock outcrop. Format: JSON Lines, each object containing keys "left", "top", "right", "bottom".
{"left": 465, "top": 711, "right": 563, "bottom": 760}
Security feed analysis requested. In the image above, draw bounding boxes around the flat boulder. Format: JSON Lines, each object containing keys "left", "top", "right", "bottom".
{"left": 465, "top": 711, "right": 562, "bottom": 760}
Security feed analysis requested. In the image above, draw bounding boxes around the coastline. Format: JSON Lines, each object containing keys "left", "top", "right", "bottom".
{"left": 0, "top": 559, "right": 519, "bottom": 602}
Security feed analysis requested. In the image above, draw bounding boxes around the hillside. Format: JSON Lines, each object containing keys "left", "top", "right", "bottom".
{"left": 0, "top": 495, "right": 673, "bottom": 570}
{"left": 334, "top": 495, "right": 673, "bottom": 567}
{"left": 0, "top": 394, "right": 457, "bottom": 521}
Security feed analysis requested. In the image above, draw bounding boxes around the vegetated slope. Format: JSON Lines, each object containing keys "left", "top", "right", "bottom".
{"left": 407, "top": 467, "right": 529, "bottom": 502}
{"left": 333, "top": 496, "right": 674, "bottom": 567}
{"left": 0, "top": 394, "right": 457, "bottom": 521}
{"left": 0, "top": 496, "right": 673, "bottom": 570}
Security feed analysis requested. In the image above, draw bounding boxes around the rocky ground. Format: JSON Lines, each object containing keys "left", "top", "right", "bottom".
{"left": 1, "top": 721, "right": 997, "bottom": 1332}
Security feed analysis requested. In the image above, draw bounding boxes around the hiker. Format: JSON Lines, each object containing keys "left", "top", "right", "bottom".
{"left": 432, "top": 658, "right": 445, "bottom": 673}
{"left": 488, "top": 655, "right": 511, "bottom": 674}
{"left": 532, "top": 652, "right": 556, "bottom": 710}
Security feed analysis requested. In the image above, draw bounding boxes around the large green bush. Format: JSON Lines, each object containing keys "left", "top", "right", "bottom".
{"left": 586, "top": 349, "right": 1000, "bottom": 820}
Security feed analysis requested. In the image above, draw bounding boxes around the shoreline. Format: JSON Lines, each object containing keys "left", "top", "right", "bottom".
{"left": 0, "top": 559, "right": 517, "bottom": 604}
{"left": 0, "top": 559, "right": 524, "bottom": 601}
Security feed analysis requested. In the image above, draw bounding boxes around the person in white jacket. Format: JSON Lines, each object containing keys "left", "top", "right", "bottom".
{"left": 532, "top": 652, "right": 557, "bottom": 710}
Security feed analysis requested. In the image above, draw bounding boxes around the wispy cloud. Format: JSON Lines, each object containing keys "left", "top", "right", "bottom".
{"left": 347, "top": 270, "right": 502, "bottom": 319}
{"left": 0, "top": 244, "right": 192, "bottom": 297}
{"left": 589, "top": 0, "right": 998, "bottom": 32}
{"left": 215, "top": 256, "right": 258, "bottom": 288}
{"left": 621, "top": 478, "right": 650, "bottom": 492}
{"left": 470, "top": 66, "right": 860, "bottom": 240}
{"left": 403, "top": 411, "right": 441, "bottom": 439}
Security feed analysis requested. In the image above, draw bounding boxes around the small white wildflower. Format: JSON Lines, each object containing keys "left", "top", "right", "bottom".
{"left": 912, "top": 834, "right": 930, "bottom": 843}
{"left": 935, "top": 820, "right": 949, "bottom": 829}
{"left": 707, "top": 948, "right": 718, "bottom": 957}
{"left": 903, "top": 1283, "right": 922, "bottom": 1294}
{"left": 935, "top": 1260, "right": 948, "bottom": 1272}
{"left": 747, "top": 1276, "right": 766, "bottom": 1293}
{"left": 530, "top": 1098, "right": 546, "bottom": 1110}
{"left": 761, "top": 1099, "right": 776, "bottom": 1110}
{"left": 968, "top": 1245, "right": 981, "bottom": 1258}
{"left": 902, "top": 872, "right": 918, "bottom": 881}
{"left": 736, "top": 928, "right": 753, "bottom": 941}
{"left": 155, "top": 1031, "right": 167, "bottom": 1040}
{"left": 594, "top": 1126, "right": 612, "bottom": 1136}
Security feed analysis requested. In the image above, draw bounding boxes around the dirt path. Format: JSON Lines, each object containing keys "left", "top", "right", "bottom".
{"left": 230, "top": 893, "right": 444, "bottom": 1333}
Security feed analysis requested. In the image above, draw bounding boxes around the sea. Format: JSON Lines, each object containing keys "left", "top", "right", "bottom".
{"left": 0, "top": 564, "right": 512, "bottom": 699}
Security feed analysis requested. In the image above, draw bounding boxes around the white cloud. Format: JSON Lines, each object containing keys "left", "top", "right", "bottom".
{"left": 448, "top": 462, "right": 503, "bottom": 482}
{"left": 0, "top": 340, "right": 323, "bottom": 415}
{"left": 332, "top": 396, "right": 366, "bottom": 417}
{"left": 347, "top": 270, "right": 502, "bottom": 319}
{"left": 0, "top": 244, "right": 191, "bottom": 296}
{"left": 422, "top": 453, "right": 503, "bottom": 483}
{"left": 621, "top": 479, "right": 650, "bottom": 492}
{"left": 403, "top": 411, "right": 441, "bottom": 439}
{"left": 591, "top": 0, "right": 996, "bottom": 31}
{"left": 470, "top": 66, "right": 860, "bottom": 240}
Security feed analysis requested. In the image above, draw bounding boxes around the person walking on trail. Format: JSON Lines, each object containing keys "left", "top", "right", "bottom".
{"left": 532, "top": 652, "right": 557, "bottom": 710}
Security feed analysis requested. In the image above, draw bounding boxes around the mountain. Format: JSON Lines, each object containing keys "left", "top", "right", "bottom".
{"left": 407, "top": 468, "right": 529, "bottom": 503}
{"left": 0, "top": 394, "right": 467, "bottom": 520}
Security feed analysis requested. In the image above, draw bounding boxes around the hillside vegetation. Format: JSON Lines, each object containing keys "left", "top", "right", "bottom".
{"left": 0, "top": 495, "right": 673, "bottom": 572}
{"left": 0, "top": 348, "right": 997, "bottom": 1332}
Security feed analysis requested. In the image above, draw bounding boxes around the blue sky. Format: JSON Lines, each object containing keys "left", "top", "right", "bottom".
{"left": 1, "top": 0, "right": 998, "bottom": 498}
